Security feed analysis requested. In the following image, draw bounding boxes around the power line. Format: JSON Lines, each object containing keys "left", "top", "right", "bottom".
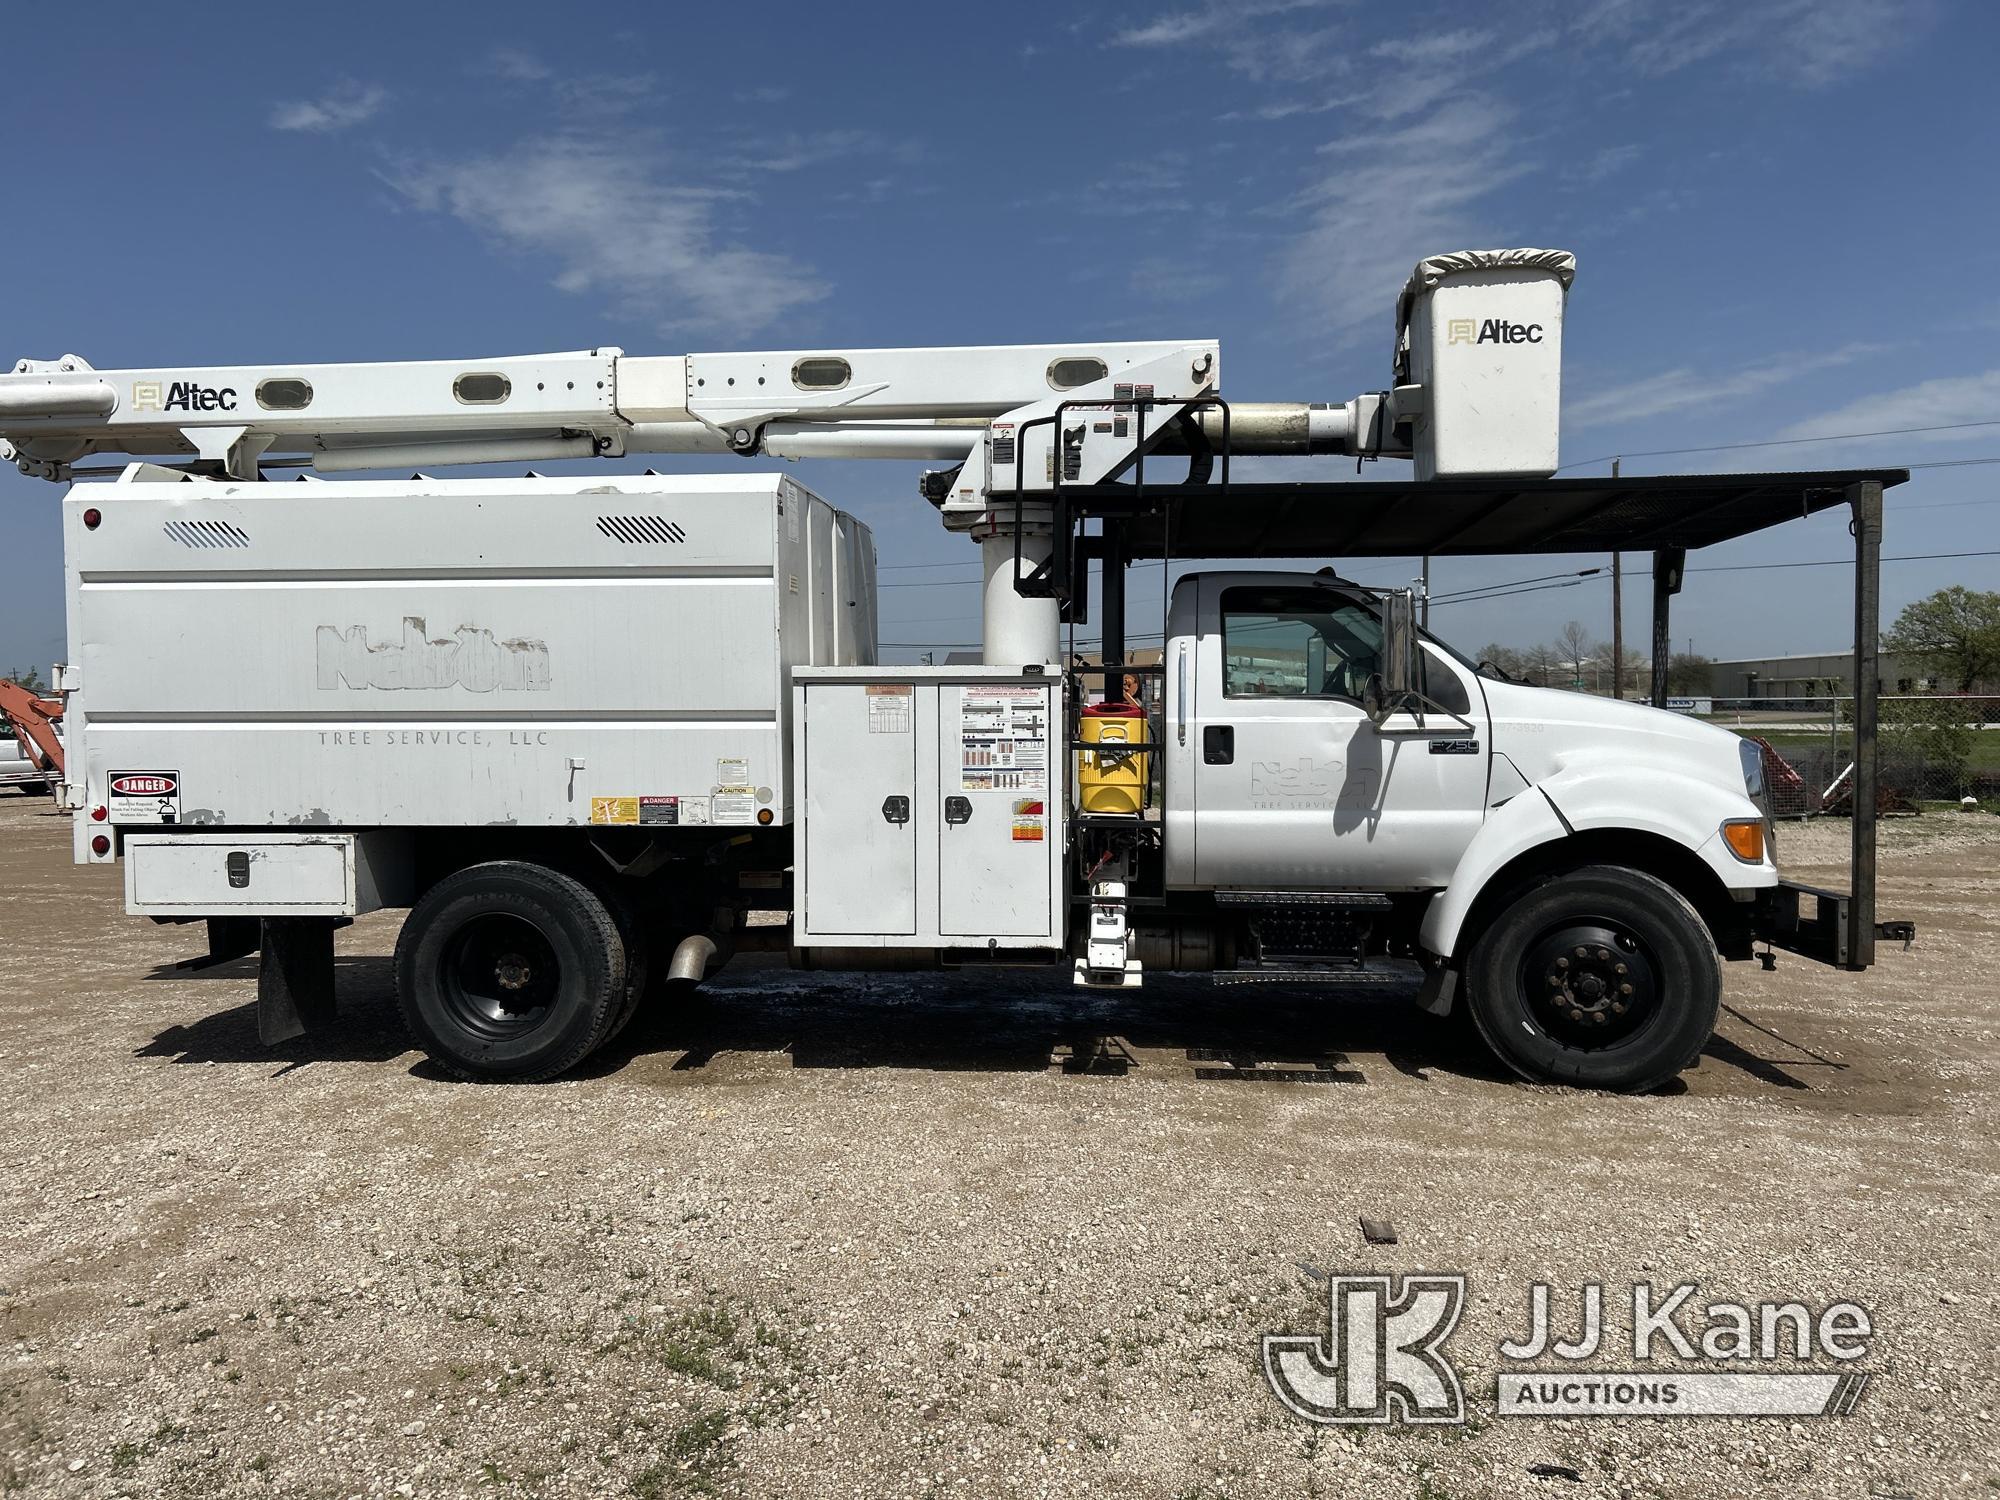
{"left": 1682, "top": 548, "right": 2000, "bottom": 574}
{"left": 1556, "top": 419, "right": 2000, "bottom": 473}
{"left": 880, "top": 549, "right": 2000, "bottom": 647}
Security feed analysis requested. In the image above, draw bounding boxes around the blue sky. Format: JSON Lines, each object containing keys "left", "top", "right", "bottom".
{"left": 2, "top": 0, "right": 1995, "bottom": 671}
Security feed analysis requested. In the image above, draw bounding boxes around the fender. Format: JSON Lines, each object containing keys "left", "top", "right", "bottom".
{"left": 1420, "top": 764, "right": 1772, "bottom": 959}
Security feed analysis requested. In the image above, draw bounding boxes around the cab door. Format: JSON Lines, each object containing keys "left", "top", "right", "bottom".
{"left": 1180, "top": 576, "right": 1489, "bottom": 892}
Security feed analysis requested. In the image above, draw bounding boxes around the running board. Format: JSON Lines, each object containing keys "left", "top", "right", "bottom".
{"left": 1211, "top": 966, "right": 1412, "bottom": 988}
{"left": 1213, "top": 890, "right": 1396, "bottom": 911}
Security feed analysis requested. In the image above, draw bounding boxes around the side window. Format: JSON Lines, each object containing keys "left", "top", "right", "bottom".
{"left": 1221, "top": 587, "right": 1381, "bottom": 701}
{"left": 1422, "top": 644, "right": 1472, "bottom": 714}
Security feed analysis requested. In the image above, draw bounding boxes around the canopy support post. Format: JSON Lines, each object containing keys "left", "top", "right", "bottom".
{"left": 1846, "top": 479, "right": 1883, "bottom": 969}
{"left": 1648, "top": 547, "right": 1685, "bottom": 707}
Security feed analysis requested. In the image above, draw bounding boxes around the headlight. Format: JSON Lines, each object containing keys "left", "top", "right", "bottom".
{"left": 1738, "top": 738, "right": 1764, "bottom": 801}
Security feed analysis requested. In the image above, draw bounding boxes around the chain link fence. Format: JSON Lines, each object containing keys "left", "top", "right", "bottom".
{"left": 1706, "top": 696, "right": 2000, "bottom": 817}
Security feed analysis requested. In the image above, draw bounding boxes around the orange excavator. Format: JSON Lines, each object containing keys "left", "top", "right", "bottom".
{"left": 0, "top": 678, "right": 64, "bottom": 796}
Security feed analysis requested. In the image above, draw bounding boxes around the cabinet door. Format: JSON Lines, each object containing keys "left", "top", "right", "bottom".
{"left": 937, "top": 684, "right": 1053, "bottom": 939}
{"left": 803, "top": 682, "right": 917, "bottom": 935}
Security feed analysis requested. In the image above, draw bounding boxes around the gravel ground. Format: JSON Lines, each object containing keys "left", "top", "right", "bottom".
{"left": 1, "top": 794, "right": 1995, "bottom": 1499}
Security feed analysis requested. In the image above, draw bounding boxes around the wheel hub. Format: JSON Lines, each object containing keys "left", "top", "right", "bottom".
{"left": 440, "top": 913, "right": 562, "bottom": 1038}
{"left": 1525, "top": 921, "right": 1656, "bottom": 1047}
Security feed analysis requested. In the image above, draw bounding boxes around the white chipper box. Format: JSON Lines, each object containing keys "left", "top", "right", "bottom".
{"left": 63, "top": 470, "right": 875, "bottom": 853}
{"left": 1396, "top": 248, "right": 1575, "bottom": 481}
{"left": 793, "top": 667, "right": 1065, "bottom": 949}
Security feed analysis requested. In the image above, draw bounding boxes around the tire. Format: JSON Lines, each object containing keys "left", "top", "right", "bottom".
{"left": 395, "top": 861, "right": 627, "bottom": 1082}
{"left": 590, "top": 878, "right": 652, "bottom": 1045}
{"left": 1463, "top": 864, "right": 1721, "bottom": 1092}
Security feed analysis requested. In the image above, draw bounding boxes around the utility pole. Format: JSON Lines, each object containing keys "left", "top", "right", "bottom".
{"left": 1420, "top": 555, "right": 1431, "bottom": 629}
{"left": 1610, "top": 458, "right": 1623, "bottom": 701}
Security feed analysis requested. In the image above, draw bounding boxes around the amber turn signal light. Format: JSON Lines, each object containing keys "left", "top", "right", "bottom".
{"left": 1721, "top": 819, "right": 1766, "bottom": 863}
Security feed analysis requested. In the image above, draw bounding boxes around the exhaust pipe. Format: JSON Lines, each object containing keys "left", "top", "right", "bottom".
{"left": 667, "top": 933, "right": 719, "bottom": 984}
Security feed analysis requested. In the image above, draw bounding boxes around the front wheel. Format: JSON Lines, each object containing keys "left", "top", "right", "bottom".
{"left": 1463, "top": 865, "right": 1721, "bottom": 1092}
{"left": 395, "top": 861, "right": 628, "bottom": 1082}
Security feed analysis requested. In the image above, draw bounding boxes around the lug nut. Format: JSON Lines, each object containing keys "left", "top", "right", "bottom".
{"left": 1620, "top": 982, "right": 1633, "bottom": 996}
{"left": 1574, "top": 947, "right": 1588, "bottom": 959}
{"left": 1569, "top": 1009, "right": 1585, "bottom": 1022}
{"left": 1614, "top": 963, "right": 1628, "bottom": 975}
{"left": 1593, "top": 1012, "right": 1607, "bottom": 1025}
{"left": 1556, "top": 956, "right": 1569, "bottom": 969}
{"left": 1595, "top": 947, "right": 1610, "bottom": 961}
{"left": 1611, "top": 1002, "right": 1626, "bottom": 1014}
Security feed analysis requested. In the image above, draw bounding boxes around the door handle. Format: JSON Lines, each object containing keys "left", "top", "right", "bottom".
{"left": 1176, "top": 644, "right": 1189, "bottom": 745}
{"left": 943, "top": 795, "right": 972, "bottom": 825}
{"left": 881, "top": 795, "right": 910, "bottom": 825}
{"left": 1203, "top": 725, "right": 1234, "bottom": 765}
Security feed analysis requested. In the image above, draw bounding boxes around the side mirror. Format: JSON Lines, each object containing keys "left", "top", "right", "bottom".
{"left": 1377, "top": 588, "right": 1421, "bottom": 717}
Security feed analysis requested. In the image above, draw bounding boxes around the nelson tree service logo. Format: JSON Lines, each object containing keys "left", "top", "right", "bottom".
{"left": 315, "top": 617, "right": 551, "bottom": 693}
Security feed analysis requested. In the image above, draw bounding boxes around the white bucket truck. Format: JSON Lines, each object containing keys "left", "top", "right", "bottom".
{"left": 0, "top": 250, "right": 1909, "bottom": 1089}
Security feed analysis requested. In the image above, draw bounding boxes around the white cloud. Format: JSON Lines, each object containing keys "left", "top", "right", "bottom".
{"left": 723, "top": 130, "right": 880, "bottom": 174}
{"left": 1278, "top": 97, "right": 1527, "bottom": 341}
{"left": 378, "top": 137, "right": 827, "bottom": 336}
{"left": 1577, "top": 0, "right": 1930, "bottom": 86}
{"left": 1774, "top": 370, "right": 2000, "bottom": 443}
{"left": 1111, "top": 0, "right": 1330, "bottom": 49}
{"left": 1565, "top": 343, "right": 1887, "bottom": 429}
{"left": 270, "top": 82, "right": 386, "bottom": 134}
{"left": 478, "top": 47, "right": 551, "bottom": 82}
{"left": 553, "top": 73, "right": 657, "bottom": 117}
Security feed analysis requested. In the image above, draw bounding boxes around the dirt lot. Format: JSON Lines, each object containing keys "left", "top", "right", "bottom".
{"left": 1, "top": 794, "right": 1995, "bottom": 1500}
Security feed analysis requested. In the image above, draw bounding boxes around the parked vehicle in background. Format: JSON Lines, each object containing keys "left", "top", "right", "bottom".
{"left": 1, "top": 723, "right": 57, "bottom": 795}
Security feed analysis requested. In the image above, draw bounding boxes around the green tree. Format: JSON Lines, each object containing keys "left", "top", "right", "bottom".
{"left": 1667, "top": 653, "right": 1713, "bottom": 695}
{"left": 1883, "top": 586, "right": 2000, "bottom": 692}
{"left": 5, "top": 665, "right": 48, "bottom": 695}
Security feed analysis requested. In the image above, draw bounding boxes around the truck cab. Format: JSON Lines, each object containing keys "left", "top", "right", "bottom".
{"left": 1130, "top": 568, "right": 1778, "bottom": 1090}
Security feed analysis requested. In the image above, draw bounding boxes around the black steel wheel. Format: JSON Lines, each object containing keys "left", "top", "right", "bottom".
{"left": 395, "top": 862, "right": 627, "bottom": 1082}
{"left": 1464, "top": 864, "right": 1720, "bottom": 1092}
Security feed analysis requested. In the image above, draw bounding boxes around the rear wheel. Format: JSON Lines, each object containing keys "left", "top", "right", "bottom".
{"left": 395, "top": 861, "right": 626, "bottom": 1082}
{"left": 1463, "top": 865, "right": 1720, "bottom": 1092}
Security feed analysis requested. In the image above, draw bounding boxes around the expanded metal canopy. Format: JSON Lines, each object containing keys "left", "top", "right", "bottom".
{"left": 1059, "top": 466, "right": 1907, "bottom": 968}
{"left": 1068, "top": 468, "right": 1910, "bottom": 559}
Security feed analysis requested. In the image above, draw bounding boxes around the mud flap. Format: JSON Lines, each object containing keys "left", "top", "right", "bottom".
{"left": 1413, "top": 963, "right": 1458, "bottom": 1017}
{"left": 257, "top": 917, "right": 339, "bottom": 1044}
{"left": 172, "top": 915, "right": 261, "bottom": 972}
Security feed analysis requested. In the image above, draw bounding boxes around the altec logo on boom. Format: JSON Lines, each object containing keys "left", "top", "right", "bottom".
{"left": 1446, "top": 318, "right": 1544, "bottom": 346}
{"left": 130, "top": 380, "right": 237, "bottom": 413}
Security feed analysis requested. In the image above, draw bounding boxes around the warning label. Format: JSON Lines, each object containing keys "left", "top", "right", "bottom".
{"left": 639, "top": 796, "right": 679, "bottom": 826}
{"left": 711, "top": 787, "right": 758, "bottom": 825}
{"left": 108, "top": 769, "right": 180, "bottom": 824}
{"left": 960, "top": 685, "right": 1047, "bottom": 792}
{"left": 867, "top": 683, "right": 912, "bottom": 734}
{"left": 590, "top": 797, "right": 639, "bottom": 826}
{"left": 1010, "top": 797, "right": 1046, "bottom": 842}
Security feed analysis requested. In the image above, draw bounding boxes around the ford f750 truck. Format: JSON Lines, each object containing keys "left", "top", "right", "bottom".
{"left": 0, "top": 248, "right": 1911, "bottom": 1089}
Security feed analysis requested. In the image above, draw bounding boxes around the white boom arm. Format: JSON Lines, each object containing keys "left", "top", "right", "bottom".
{"left": 1, "top": 247, "right": 1572, "bottom": 662}
{"left": 0, "top": 340, "right": 1380, "bottom": 487}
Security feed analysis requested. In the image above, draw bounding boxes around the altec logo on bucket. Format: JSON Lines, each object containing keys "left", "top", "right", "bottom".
{"left": 108, "top": 773, "right": 176, "bottom": 797}
{"left": 1447, "top": 318, "right": 1544, "bottom": 345}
